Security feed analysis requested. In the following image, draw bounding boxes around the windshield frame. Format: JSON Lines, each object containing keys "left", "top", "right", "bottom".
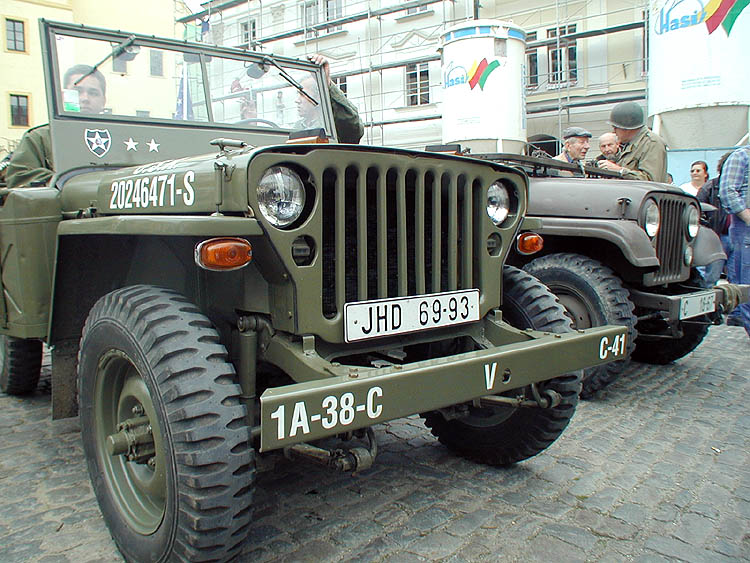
{"left": 41, "top": 20, "right": 335, "bottom": 135}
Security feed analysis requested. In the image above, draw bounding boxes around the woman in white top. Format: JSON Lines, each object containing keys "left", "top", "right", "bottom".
{"left": 679, "top": 160, "right": 708, "bottom": 196}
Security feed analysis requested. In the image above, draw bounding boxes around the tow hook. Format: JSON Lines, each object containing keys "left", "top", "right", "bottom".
{"left": 480, "top": 384, "right": 561, "bottom": 409}
{"left": 283, "top": 428, "right": 378, "bottom": 473}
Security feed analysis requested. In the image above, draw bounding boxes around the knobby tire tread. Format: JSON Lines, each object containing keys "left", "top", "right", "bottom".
{"left": 0, "top": 337, "right": 42, "bottom": 395}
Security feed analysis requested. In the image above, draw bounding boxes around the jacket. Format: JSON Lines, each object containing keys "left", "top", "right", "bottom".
{"left": 615, "top": 126, "right": 667, "bottom": 183}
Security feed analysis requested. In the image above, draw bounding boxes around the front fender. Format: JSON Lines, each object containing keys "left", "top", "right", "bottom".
{"left": 692, "top": 226, "right": 726, "bottom": 267}
{"left": 532, "top": 216, "right": 659, "bottom": 268}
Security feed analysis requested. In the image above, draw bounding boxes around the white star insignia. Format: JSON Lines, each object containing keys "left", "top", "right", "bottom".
{"left": 147, "top": 139, "right": 160, "bottom": 152}
{"left": 124, "top": 138, "right": 138, "bottom": 151}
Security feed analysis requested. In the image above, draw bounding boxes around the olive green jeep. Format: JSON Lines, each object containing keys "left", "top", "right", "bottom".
{"left": 0, "top": 22, "right": 627, "bottom": 561}
{"left": 475, "top": 154, "right": 749, "bottom": 398}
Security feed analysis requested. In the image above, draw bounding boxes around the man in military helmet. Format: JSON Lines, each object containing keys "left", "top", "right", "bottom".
{"left": 6, "top": 64, "right": 107, "bottom": 189}
{"left": 553, "top": 126, "right": 592, "bottom": 164}
{"left": 597, "top": 101, "right": 667, "bottom": 183}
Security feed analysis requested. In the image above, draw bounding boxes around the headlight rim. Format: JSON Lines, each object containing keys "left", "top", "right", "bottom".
{"left": 486, "top": 179, "right": 512, "bottom": 227}
{"left": 685, "top": 204, "right": 700, "bottom": 240}
{"left": 256, "top": 165, "right": 307, "bottom": 229}
{"left": 641, "top": 198, "right": 660, "bottom": 238}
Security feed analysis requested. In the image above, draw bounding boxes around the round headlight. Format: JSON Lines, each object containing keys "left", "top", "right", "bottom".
{"left": 487, "top": 181, "right": 510, "bottom": 226}
{"left": 643, "top": 199, "right": 660, "bottom": 238}
{"left": 686, "top": 205, "right": 700, "bottom": 239}
{"left": 257, "top": 166, "right": 305, "bottom": 228}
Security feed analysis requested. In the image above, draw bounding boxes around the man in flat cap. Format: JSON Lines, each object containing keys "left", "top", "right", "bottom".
{"left": 553, "top": 126, "right": 591, "bottom": 165}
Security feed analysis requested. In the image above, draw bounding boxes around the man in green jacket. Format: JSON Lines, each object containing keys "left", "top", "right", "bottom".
{"left": 597, "top": 101, "right": 667, "bottom": 183}
{"left": 6, "top": 64, "right": 107, "bottom": 189}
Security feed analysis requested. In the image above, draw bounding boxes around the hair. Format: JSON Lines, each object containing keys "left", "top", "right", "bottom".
{"left": 716, "top": 151, "right": 733, "bottom": 176}
{"left": 691, "top": 160, "right": 708, "bottom": 176}
{"left": 63, "top": 64, "right": 107, "bottom": 96}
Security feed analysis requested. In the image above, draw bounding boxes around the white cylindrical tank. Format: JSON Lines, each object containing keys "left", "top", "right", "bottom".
{"left": 440, "top": 19, "right": 527, "bottom": 154}
{"left": 648, "top": 0, "right": 750, "bottom": 148}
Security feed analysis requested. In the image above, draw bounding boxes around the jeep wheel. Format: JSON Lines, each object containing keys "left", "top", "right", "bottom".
{"left": 631, "top": 318, "right": 710, "bottom": 365}
{"left": 78, "top": 286, "right": 254, "bottom": 562}
{"left": 524, "top": 253, "right": 637, "bottom": 398}
{"left": 0, "top": 336, "right": 42, "bottom": 395}
{"left": 422, "top": 266, "right": 581, "bottom": 466}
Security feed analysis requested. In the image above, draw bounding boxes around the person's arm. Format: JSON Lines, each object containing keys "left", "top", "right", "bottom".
{"left": 328, "top": 83, "right": 364, "bottom": 144}
{"left": 6, "top": 126, "right": 54, "bottom": 189}
{"left": 719, "top": 150, "right": 750, "bottom": 225}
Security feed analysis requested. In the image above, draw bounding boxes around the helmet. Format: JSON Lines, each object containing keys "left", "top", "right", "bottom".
{"left": 607, "top": 102, "right": 645, "bottom": 129}
{"left": 562, "top": 126, "right": 592, "bottom": 139}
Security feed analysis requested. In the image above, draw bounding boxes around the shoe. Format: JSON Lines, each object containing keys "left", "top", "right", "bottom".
{"left": 726, "top": 316, "right": 743, "bottom": 327}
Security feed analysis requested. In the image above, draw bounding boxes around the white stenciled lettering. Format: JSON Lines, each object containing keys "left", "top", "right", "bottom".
{"left": 289, "top": 402, "right": 310, "bottom": 437}
{"left": 484, "top": 362, "right": 497, "bottom": 390}
{"left": 340, "top": 393, "right": 355, "bottom": 425}
{"left": 366, "top": 387, "right": 383, "bottom": 418}
{"left": 321, "top": 395, "right": 337, "bottom": 429}
{"left": 270, "top": 404, "right": 285, "bottom": 440}
{"left": 183, "top": 170, "right": 195, "bottom": 206}
{"left": 599, "top": 336, "right": 609, "bottom": 360}
{"left": 109, "top": 181, "right": 118, "bottom": 209}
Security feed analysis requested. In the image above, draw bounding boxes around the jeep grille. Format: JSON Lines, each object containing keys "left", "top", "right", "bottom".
{"left": 648, "top": 194, "right": 688, "bottom": 284}
{"left": 321, "top": 166, "right": 478, "bottom": 318}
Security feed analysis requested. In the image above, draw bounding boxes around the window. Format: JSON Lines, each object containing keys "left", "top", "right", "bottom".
{"left": 406, "top": 5, "right": 429, "bottom": 15}
{"left": 526, "top": 31, "right": 538, "bottom": 88}
{"left": 547, "top": 25, "right": 577, "bottom": 84}
{"left": 302, "top": 0, "right": 342, "bottom": 37}
{"left": 10, "top": 94, "right": 28, "bottom": 126}
{"left": 150, "top": 50, "right": 163, "bottom": 76}
{"left": 6, "top": 19, "right": 25, "bottom": 52}
{"left": 113, "top": 56, "right": 127, "bottom": 73}
{"left": 406, "top": 63, "right": 429, "bottom": 106}
{"left": 331, "top": 76, "right": 347, "bottom": 95}
{"left": 240, "top": 19, "right": 257, "bottom": 45}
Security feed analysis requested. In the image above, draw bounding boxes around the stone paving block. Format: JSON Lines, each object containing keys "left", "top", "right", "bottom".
{"left": 405, "top": 530, "right": 466, "bottom": 559}
{"left": 443, "top": 508, "right": 493, "bottom": 537}
{"left": 644, "top": 535, "right": 733, "bottom": 563}
{"left": 672, "top": 512, "right": 717, "bottom": 546}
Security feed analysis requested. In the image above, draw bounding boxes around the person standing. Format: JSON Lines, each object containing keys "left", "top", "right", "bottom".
{"left": 597, "top": 101, "right": 667, "bottom": 183}
{"left": 718, "top": 145, "right": 750, "bottom": 337}
{"left": 553, "top": 127, "right": 592, "bottom": 164}
{"left": 680, "top": 160, "right": 709, "bottom": 196}
{"left": 696, "top": 153, "right": 732, "bottom": 287}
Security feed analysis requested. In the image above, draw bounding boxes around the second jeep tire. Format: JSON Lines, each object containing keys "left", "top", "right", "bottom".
{"left": 0, "top": 336, "right": 42, "bottom": 395}
{"left": 422, "top": 266, "right": 581, "bottom": 466}
{"left": 524, "top": 253, "right": 637, "bottom": 398}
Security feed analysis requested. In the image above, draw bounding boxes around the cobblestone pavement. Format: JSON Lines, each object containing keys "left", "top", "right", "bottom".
{"left": 1, "top": 326, "right": 749, "bottom": 562}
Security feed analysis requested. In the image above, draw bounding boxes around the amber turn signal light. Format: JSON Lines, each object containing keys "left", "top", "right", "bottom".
{"left": 195, "top": 238, "right": 253, "bottom": 271}
{"left": 516, "top": 232, "right": 544, "bottom": 255}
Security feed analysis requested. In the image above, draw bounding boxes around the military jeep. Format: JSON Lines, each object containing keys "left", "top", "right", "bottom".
{"left": 475, "top": 154, "right": 749, "bottom": 398}
{"left": 0, "top": 22, "right": 627, "bottom": 561}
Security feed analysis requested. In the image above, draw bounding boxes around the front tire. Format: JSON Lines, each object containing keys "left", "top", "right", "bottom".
{"left": 422, "top": 266, "right": 581, "bottom": 466}
{"left": 0, "top": 336, "right": 42, "bottom": 395}
{"left": 524, "top": 253, "right": 637, "bottom": 398}
{"left": 78, "top": 286, "right": 254, "bottom": 562}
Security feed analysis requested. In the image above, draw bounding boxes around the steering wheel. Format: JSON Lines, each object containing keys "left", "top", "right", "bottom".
{"left": 236, "top": 118, "right": 280, "bottom": 128}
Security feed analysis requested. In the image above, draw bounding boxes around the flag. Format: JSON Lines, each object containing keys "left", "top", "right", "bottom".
{"left": 174, "top": 66, "right": 194, "bottom": 120}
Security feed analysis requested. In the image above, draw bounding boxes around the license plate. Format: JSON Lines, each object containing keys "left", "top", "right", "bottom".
{"left": 679, "top": 291, "right": 716, "bottom": 320}
{"left": 344, "top": 289, "right": 480, "bottom": 342}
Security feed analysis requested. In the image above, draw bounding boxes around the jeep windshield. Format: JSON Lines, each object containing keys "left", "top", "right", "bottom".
{"left": 46, "top": 24, "right": 329, "bottom": 135}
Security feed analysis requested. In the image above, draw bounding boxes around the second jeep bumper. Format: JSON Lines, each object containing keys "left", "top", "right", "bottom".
{"left": 630, "top": 283, "right": 750, "bottom": 321}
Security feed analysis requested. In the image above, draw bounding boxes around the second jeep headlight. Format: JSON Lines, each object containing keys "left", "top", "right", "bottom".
{"left": 257, "top": 166, "right": 305, "bottom": 228}
{"left": 643, "top": 199, "right": 660, "bottom": 238}
{"left": 686, "top": 205, "right": 700, "bottom": 239}
{"left": 487, "top": 181, "right": 510, "bottom": 226}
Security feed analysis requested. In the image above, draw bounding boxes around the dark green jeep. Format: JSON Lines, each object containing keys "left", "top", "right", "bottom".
{"left": 0, "top": 22, "right": 626, "bottom": 561}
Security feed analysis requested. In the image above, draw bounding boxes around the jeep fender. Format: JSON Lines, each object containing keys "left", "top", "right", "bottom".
{"left": 531, "top": 217, "right": 659, "bottom": 268}
{"left": 691, "top": 226, "right": 726, "bottom": 267}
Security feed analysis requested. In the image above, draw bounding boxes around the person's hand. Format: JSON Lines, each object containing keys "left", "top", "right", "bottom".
{"left": 739, "top": 208, "right": 750, "bottom": 226}
{"left": 308, "top": 54, "right": 331, "bottom": 85}
{"left": 597, "top": 159, "right": 622, "bottom": 172}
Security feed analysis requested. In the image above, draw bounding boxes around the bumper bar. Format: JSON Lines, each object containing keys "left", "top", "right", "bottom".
{"left": 259, "top": 323, "right": 626, "bottom": 452}
{"left": 630, "top": 283, "right": 750, "bottom": 321}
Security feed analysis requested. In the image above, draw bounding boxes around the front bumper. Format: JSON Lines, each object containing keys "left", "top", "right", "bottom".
{"left": 259, "top": 321, "right": 627, "bottom": 452}
{"left": 630, "top": 283, "right": 750, "bottom": 321}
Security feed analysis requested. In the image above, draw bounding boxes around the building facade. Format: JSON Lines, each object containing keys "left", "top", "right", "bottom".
{"left": 179, "top": 0, "right": 649, "bottom": 154}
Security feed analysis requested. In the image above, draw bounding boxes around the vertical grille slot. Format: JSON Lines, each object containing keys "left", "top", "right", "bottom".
{"left": 652, "top": 197, "right": 686, "bottom": 283}
{"left": 321, "top": 163, "right": 477, "bottom": 318}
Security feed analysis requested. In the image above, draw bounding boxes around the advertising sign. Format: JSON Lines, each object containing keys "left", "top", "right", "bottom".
{"left": 648, "top": 0, "right": 750, "bottom": 115}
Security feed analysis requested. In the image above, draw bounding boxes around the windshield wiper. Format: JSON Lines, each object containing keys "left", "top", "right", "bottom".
{"left": 261, "top": 55, "right": 319, "bottom": 106}
{"left": 74, "top": 35, "right": 136, "bottom": 87}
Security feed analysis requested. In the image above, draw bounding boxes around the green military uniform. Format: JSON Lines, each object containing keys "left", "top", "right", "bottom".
{"left": 329, "top": 84, "right": 364, "bottom": 144}
{"left": 6, "top": 125, "right": 54, "bottom": 189}
{"left": 615, "top": 126, "right": 667, "bottom": 183}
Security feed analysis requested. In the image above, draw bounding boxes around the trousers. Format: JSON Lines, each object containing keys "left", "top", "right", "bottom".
{"left": 728, "top": 217, "right": 750, "bottom": 337}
